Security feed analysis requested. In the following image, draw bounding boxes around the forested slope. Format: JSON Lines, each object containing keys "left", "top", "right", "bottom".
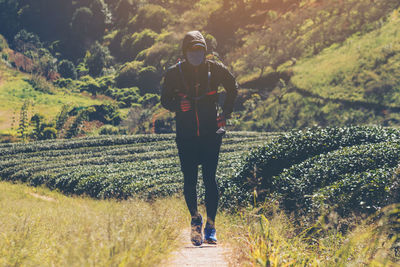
{"left": 1, "top": 0, "right": 399, "bottom": 140}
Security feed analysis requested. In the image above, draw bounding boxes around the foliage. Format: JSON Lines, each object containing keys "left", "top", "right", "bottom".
{"left": 0, "top": 34, "right": 8, "bottom": 52}
{"left": 30, "top": 113, "right": 57, "bottom": 140}
{"left": 58, "top": 59, "right": 77, "bottom": 79}
{"left": 120, "top": 29, "right": 157, "bottom": 62}
{"left": 0, "top": 132, "right": 275, "bottom": 201}
{"left": 115, "top": 60, "right": 143, "bottom": 88}
{"left": 85, "top": 41, "right": 113, "bottom": 77}
{"left": 13, "top": 29, "right": 42, "bottom": 54}
{"left": 128, "top": 4, "right": 172, "bottom": 33}
{"left": 25, "top": 74, "right": 55, "bottom": 94}
{"left": 65, "top": 109, "right": 90, "bottom": 139}
{"left": 98, "top": 125, "right": 120, "bottom": 135}
{"left": 276, "top": 142, "right": 400, "bottom": 214}
{"left": 55, "top": 104, "right": 71, "bottom": 131}
{"left": 227, "top": 126, "right": 400, "bottom": 214}
{"left": 16, "top": 100, "right": 30, "bottom": 142}
{"left": 218, "top": 202, "right": 400, "bottom": 266}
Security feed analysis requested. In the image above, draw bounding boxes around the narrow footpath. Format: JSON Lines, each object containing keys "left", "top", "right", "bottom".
{"left": 163, "top": 228, "right": 229, "bottom": 267}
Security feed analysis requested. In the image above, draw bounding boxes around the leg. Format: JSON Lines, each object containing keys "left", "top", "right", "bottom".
{"left": 176, "top": 139, "right": 200, "bottom": 217}
{"left": 200, "top": 135, "right": 222, "bottom": 224}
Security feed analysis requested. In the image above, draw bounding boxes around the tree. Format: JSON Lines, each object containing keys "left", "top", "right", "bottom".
{"left": 114, "top": 0, "right": 138, "bottom": 26}
{"left": 71, "top": 7, "right": 94, "bottom": 41}
{"left": 128, "top": 4, "right": 172, "bottom": 33}
{"left": 86, "top": 41, "right": 113, "bottom": 77}
{"left": 13, "top": 29, "right": 42, "bottom": 54}
{"left": 0, "top": 0, "right": 20, "bottom": 40}
{"left": 30, "top": 113, "right": 57, "bottom": 140}
{"left": 120, "top": 29, "right": 157, "bottom": 61}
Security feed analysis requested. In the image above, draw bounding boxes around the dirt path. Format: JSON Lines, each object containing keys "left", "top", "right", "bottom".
{"left": 163, "top": 228, "right": 229, "bottom": 267}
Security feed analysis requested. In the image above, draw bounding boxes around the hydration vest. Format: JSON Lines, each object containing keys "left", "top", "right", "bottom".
{"left": 176, "top": 61, "right": 218, "bottom": 101}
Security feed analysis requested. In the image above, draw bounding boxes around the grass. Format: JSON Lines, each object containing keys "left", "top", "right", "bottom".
{"left": 291, "top": 8, "right": 400, "bottom": 103}
{"left": 0, "top": 181, "right": 188, "bottom": 267}
{"left": 217, "top": 202, "right": 400, "bottom": 266}
{"left": 0, "top": 63, "right": 104, "bottom": 133}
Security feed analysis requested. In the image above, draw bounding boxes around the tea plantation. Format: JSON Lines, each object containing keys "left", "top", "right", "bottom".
{"left": 1, "top": 126, "right": 399, "bottom": 217}
{"left": 231, "top": 126, "right": 400, "bottom": 216}
{"left": 0, "top": 132, "right": 278, "bottom": 205}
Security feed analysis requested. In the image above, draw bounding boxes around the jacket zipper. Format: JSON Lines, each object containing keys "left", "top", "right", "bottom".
{"left": 194, "top": 68, "right": 200, "bottom": 137}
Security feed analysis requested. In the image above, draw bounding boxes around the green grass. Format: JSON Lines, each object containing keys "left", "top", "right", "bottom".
{"left": 291, "top": 9, "right": 400, "bottom": 104}
{"left": 0, "top": 181, "right": 188, "bottom": 266}
{"left": 0, "top": 63, "right": 104, "bottom": 132}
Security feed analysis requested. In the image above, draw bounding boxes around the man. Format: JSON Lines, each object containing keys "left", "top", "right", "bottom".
{"left": 161, "top": 30, "right": 238, "bottom": 246}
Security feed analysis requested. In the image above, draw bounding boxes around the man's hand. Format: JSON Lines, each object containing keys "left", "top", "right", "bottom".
{"left": 217, "top": 114, "right": 226, "bottom": 128}
{"left": 180, "top": 96, "right": 191, "bottom": 112}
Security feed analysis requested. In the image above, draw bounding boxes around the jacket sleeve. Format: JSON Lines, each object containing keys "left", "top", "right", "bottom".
{"left": 216, "top": 62, "right": 238, "bottom": 117}
{"left": 161, "top": 69, "right": 180, "bottom": 112}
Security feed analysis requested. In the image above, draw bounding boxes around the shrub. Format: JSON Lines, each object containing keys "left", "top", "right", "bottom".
{"left": 225, "top": 126, "right": 400, "bottom": 210}
{"left": 137, "top": 66, "right": 159, "bottom": 94}
{"left": 58, "top": 60, "right": 77, "bottom": 79}
{"left": 53, "top": 78, "right": 73, "bottom": 89}
{"left": 275, "top": 141, "right": 400, "bottom": 213}
{"left": 138, "top": 93, "right": 160, "bottom": 107}
{"left": 77, "top": 75, "right": 101, "bottom": 96}
{"left": 310, "top": 166, "right": 398, "bottom": 216}
{"left": 88, "top": 104, "right": 122, "bottom": 126}
{"left": 115, "top": 60, "right": 144, "bottom": 88}
{"left": 99, "top": 125, "right": 120, "bottom": 135}
{"left": 25, "top": 74, "right": 55, "bottom": 94}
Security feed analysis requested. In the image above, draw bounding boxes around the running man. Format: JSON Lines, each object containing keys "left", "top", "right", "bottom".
{"left": 161, "top": 31, "right": 238, "bottom": 246}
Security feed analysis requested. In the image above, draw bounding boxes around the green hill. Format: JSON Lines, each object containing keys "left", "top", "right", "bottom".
{"left": 1, "top": 0, "right": 399, "bottom": 139}
{"left": 0, "top": 62, "right": 103, "bottom": 135}
{"left": 237, "top": 8, "right": 400, "bottom": 132}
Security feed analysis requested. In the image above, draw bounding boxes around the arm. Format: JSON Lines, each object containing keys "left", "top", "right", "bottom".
{"left": 217, "top": 62, "right": 238, "bottom": 118}
{"left": 161, "top": 69, "right": 180, "bottom": 112}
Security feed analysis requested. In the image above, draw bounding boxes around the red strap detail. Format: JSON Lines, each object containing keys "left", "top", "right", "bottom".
{"left": 206, "top": 91, "right": 217, "bottom": 96}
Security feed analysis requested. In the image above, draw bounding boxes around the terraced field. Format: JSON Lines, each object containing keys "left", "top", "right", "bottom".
{"left": 0, "top": 132, "right": 279, "bottom": 205}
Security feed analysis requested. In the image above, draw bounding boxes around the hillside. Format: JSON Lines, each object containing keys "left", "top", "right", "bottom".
{"left": 1, "top": 0, "right": 400, "bottom": 141}
{"left": 0, "top": 62, "right": 103, "bottom": 134}
{"left": 237, "top": 8, "right": 400, "bottom": 131}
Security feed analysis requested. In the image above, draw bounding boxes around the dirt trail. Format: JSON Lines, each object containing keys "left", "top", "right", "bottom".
{"left": 163, "top": 228, "right": 229, "bottom": 267}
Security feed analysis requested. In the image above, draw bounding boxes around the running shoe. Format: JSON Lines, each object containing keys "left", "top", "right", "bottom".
{"left": 190, "top": 214, "right": 203, "bottom": 246}
{"left": 204, "top": 223, "right": 217, "bottom": 244}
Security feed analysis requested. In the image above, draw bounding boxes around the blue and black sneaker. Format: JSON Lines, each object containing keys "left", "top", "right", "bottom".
{"left": 190, "top": 214, "right": 203, "bottom": 246}
{"left": 204, "top": 223, "right": 217, "bottom": 244}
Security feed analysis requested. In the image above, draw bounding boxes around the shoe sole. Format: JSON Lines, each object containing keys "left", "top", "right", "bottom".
{"left": 204, "top": 239, "right": 217, "bottom": 245}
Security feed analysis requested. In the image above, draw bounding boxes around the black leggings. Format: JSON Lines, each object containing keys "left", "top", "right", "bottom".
{"left": 176, "top": 134, "right": 222, "bottom": 222}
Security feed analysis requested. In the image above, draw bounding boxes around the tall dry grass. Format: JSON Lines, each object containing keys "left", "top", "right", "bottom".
{"left": 217, "top": 202, "right": 399, "bottom": 266}
{"left": 0, "top": 181, "right": 188, "bottom": 266}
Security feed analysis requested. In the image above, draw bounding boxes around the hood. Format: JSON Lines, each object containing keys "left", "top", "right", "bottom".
{"left": 182, "top": 31, "right": 207, "bottom": 56}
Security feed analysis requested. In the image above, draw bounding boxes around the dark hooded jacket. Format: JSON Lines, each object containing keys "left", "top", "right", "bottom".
{"left": 161, "top": 31, "right": 238, "bottom": 140}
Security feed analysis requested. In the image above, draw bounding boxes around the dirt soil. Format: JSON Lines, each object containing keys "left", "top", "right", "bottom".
{"left": 163, "top": 228, "right": 229, "bottom": 267}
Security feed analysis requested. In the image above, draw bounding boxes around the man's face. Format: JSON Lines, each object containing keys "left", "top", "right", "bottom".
{"left": 186, "top": 45, "right": 206, "bottom": 66}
